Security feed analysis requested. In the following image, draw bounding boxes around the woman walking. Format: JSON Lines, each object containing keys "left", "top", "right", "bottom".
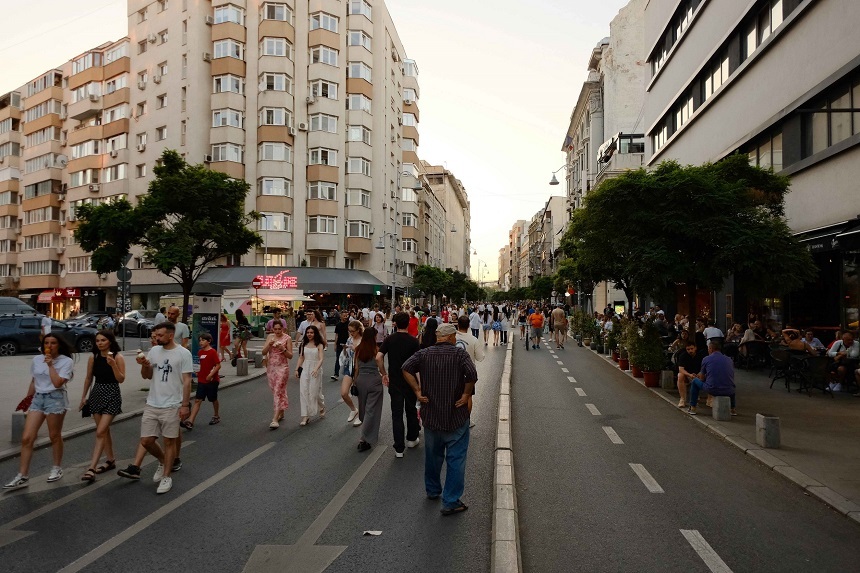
{"left": 469, "top": 308, "right": 481, "bottom": 338}
{"left": 420, "top": 316, "right": 438, "bottom": 349}
{"left": 518, "top": 307, "right": 528, "bottom": 340}
{"left": 219, "top": 313, "right": 233, "bottom": 363}
{"left": 371, "top": 312, "right": 386, "bottom": 344}
{"left": 353, "top": 328, "right": 384, "bottom": 452}
{"left": 262, "top": 321, "right": 293, "bottom": 429}
{"left": 340, "top": 320, "right": 364, "bottom": 425}
{"left": 491, "top": 306, "right": 502, "bottom": 346}
{"left": 500, "top": 306, "right": 510, "bottom": 345}
{"left": 4, "top": 335, "right": 75, "bottom": 489}
{"left": 296, "top": 325, "right": 325, "bottom": 426}
{"left": 232, "top": 308, "right": 251, "bottom": 360}
{"left": 481, "top": 308, "right": 492, "bottom": 346}
{"left": 79, "top": 331, "right": 125, "bottom": 482}
{"left": 310, "top": 310, "right": 327, "bottom": 344}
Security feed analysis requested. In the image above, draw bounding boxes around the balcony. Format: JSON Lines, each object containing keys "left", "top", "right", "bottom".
{"left": 68, "top": 95, "right": 101, "bottom": 121}
{"left": 306, "top": 233, "right": 338, "bottom": 252}
{"left": 595, "top": 132, "right": 644, "bottom": 186}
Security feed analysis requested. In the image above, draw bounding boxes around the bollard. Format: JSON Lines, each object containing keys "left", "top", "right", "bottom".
{"left": 756, "top": 413, "right": 781, "bottom": 448}
{"left": 236, "top": 357, "right": 249, "bottom": 376}
{"left": 11, "top": 412, "right": 25, "bottom": 444}
{"left": 711, "top": 396, "right": 732, "bottom": 421}
{"left": 247, "top": 350, "right": 258, "bottom": 361}
{"left": 660, "top": 370, "right": 676, "bottom": 390}
{"left": 254, "top": 353, "right": 264, "bottom": 368}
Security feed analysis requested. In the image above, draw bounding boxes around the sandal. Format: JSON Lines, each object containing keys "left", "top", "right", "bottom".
{"left": 180, "top": 420, "right": 194, "bottom": 430}
{"left": 81, "top": 468, "right": 97, "bottom": 482}
{"left": 94, "top": 459, "right": 116, "bottom": 474}
{"left": 209, "top": 416, "right": 221, "bottom": 425}
{"left": 441, "top": 501, "right": 469, "bottom": 516}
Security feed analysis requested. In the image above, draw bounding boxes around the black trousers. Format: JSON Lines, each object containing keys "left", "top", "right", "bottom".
{"left": 334, "top": 343, "right": 344, "bottom": 376}
{"left": 389, "top": 380, "right": 420, "bottom": 452}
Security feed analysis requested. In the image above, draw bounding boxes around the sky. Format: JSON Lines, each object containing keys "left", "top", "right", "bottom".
{"left": 2, "top": 0, "right": 632, "bottom": 282}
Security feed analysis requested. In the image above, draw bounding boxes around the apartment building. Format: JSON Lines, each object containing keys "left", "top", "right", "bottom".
{"left": 420, "top": 161, "right": 471, "bottom": 275}
{"left": 507, "top": 219, "right": 526, "bottom": 289}
{"left": 498, "top": 245, "right": 510, "bottom": 291}
{"left": 643, "top": 0, "right": 860, "bottom": 328}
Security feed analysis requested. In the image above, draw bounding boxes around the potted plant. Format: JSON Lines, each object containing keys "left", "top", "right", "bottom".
{"left": 606, "top": 320, "right": 621, "bottom": 361}
{"left": 622, "top": 319, "right": 642, "bottom": 374}
{"left": 637, "top": 319, "right": 667, "bottom": 387}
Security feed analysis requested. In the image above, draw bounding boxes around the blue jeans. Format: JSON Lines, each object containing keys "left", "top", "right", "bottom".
{"left": 690, "top": 378, "right": 735, "bottom": 408}
{"left": 424, "top": 420, "right": 470, "bottom": 509}
{"left": 471, "top": 328, "right": 479, "bottom": 338}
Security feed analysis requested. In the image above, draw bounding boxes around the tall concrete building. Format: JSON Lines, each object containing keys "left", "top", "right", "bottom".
{"left": 0, "top": 0, "right": 447, "bottom": 316}
{"left": 643, "top": 0, "right": 860, "bottom": 328}
{"left": 507, "top": 219, "right": 526, "bottom": 289}
{"left": 420, "top": 161, "right": 471, "bottom": 275}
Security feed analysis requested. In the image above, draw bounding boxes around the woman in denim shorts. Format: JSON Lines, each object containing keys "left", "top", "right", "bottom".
{"left": 4, "top": 334, "right": 75, "bottom": 490}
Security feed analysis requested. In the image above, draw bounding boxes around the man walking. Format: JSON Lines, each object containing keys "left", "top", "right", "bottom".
{"left": 377, "top": 312, "right": 421, "bottom": 457}
{"left": 551, "top": 305, "right": 567, "bottom": 349}
{"left": 402, "top": 323, "right": 478, "bottom": 515}
{"left": 332, "top": 311, "right": 350, "bottom": 380}
{"left": 455, "top": 315, "right": 483, "bottom": 428}
{"left": 689, "top": 340, "right": 736, "bottom": 416}
{"left": 166, "top": 306, "right": 190, "bottom": 349}
{"left": 266, "top": 307, "right": 287, "bottom": 335}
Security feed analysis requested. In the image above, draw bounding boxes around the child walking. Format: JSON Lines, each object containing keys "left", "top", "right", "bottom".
{"left": 181, "top": 333, "right": 221, "bottom": 429}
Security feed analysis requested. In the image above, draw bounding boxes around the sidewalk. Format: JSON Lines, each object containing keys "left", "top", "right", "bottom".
{"left": 595, "top": 350, "right": 860, "bottom": 520}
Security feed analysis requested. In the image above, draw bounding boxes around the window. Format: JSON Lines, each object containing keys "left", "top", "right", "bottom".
{"left": 258, "top": 142, "right": 291, "bottom": 162}
{"left": 261, "top": 73, "right": 291, "bottom": 92}
{"left": 403, "top": 59, "right": 418, "bottom": 78}
{"left": 402, "top": 138, "right": 417, "bottom": 152}
{"left": 344, "top": 258, "right": 356, "bottom": 270}
{"left": 105, "top": 43, "right": 128, "bottom": 64}
{"left": 23, "top": 261, "right": 59, "bottom": 276}
{"left": 138, "top": 40, "right": 147, "bottom": 55}
{"left": 346, "top": 94, "right": 372, "bottom": 113}
{"left": 137, "top": 133, "right": 147, "bottom": 147}
{"left": 157, "top": 61, "right": 168, "bottom": 76}
{"left": 24, "top": 180, "right": 53, "bottom": 200}
{"left": 308, "top": 216, "right": 337, "bottom": 234}
{"left": 261, "top": 37, "right": 292, "bottom": 59}
{"left": 308, "top": 181, "right": 337, "bottom": 200}
{"left": 346, "top": 188, "right": 370, "bottom": 207}
{"left": 259, "top": 212, "right": 291, "bottom": 232}
{"left": 72, "top": 53, "right": 101, "bottom": 75}
{"left": 0, "top": 143, "right": 20, "bottom": 160}
{"left": 401, "top": 239, "right": 418, "bottom": 253}
{"left": 158, "top": 29, "right": 169, "bottom": 44}
{"left": 24, "top": 100, "right": 62, "bottom": 122}
{"left": 104, "top": 74, "right": 127, "bottom": 95}
{"left": 156, "top": 94, "right": 167, "bottom": 108}
{"left": 0, "top": 192, "right": 18, "bottom": 206}
{"left": 311, "top": 46, "right": 338, "bottom": 66}
{"left": 24, "top": 127, "right": 59, "bottom": 148}
{"left": 0, "top": 240, "right": 14, "bottom": 253}
{"left": 0, "top": 119, "right": 14, "bottom": 135}
{"left": 348, "top": 0, "right": 372, "bottom": 19}
{"left": 263, "top": 3, "right": 292, "bottom": 22}
{"left": 310, "top": 80, "right": 338, "bottom": 100}
{"left": 23, "top": 206, "right": 60, "bottom": 224}
{"left": 347, "top": 125, "right": 371, "bottom": 144}
{"left": 72, "top": 83, "right": 100, "bottom": 103}
{"left": 214, "top": 4, "right": 244, "bottom": 24}
{"left": 105, "top": 133, "right": 127, "bottom": 151}
{"left": 402, "top": 113, "right": 416, "bottom": 126}
{"left": 403, "top": 88, "right": 417, "bottom": 102}
{"left": 310, "top": 113, "right": 337, "bottom": 133}
{"left": 102, "top": 104, "right": 126, "bottom": 124}
{"left": 214, "top": 39, "right": 244, "bottom": 60}
{"left": 347, "top": 220, "right": 370, "bottom": 238}
{"left": 401, "top": 188, "right": 417, "bottom": 202}
{"left": 136, "top": 164, "right": 147, "bottom": 178}
{"left": 309, "top": 147, "right": 337, "bottom": 166}
{"left": 258, "top": 177, "right": 292, "bottom": 196}
{"left": 402, "top": 213, "right": 417, "bottom": 227}
{"left": 24, "top": 234, "right": 58, "bottom": 251}
{"left": 103, "top": 163, "right": 127, "bottom": 182}
{"left": 155, "top": 126, "right": 167, "bottom": 140}
{"left": 347, "top": 157, "right": 370, "bottom": 175}
{"left": 66, "top": 256, "right": 92, "bottom": 274}
{"left": 69, "top": 169, "right": 99, "bottom": 188}
{"left": 348, "top": 30, "right": 371, "bottom": 50}
{"left": 24, "top": 154, "right": 57, "bottom": 174}
{"left": 214, "top": 74, "right": 243, "bottom": 94}
{"left": 181, "top": 54, "right": 187, "bottom": 78}
{"left": 348, "top": 62, "right": 372, "bottom": 82}
{"left": 212, "top": 108, "right": 243, "bottom": 128}
{"left": 71, "top": 140, "right": 100, "bottom": 160}
{"left": 27, "top": 72, "right": 62, "bottom": 97}
{"left": 137, "top": 8, "right": 147, "bottom": 23}
{"left": 211, "top": 143, "right": 243, "bottom": 162}
{"left": 308, "top": 256, "right": 330, "bottom": 268}
{"left": 259, "top": 107, "right": 291, "bottom": 126}
{"left": 310, "top": 12, "right": 338, "bottom": 32}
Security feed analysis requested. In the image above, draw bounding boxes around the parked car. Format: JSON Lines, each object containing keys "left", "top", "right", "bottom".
{"left": 118, "top": 310, "right": 159, "bottom": 337}
{"left": 0, "top": 297, "right": 37, "bottom": 315}
{"left": 65, "top": 311, "right": 110, "bottom": 329}
{"left": 0, "top": 315, "right": 97, "bottom": 356}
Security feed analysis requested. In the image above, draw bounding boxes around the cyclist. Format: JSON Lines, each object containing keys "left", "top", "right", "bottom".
{"left": 528, "top": 309, "right": 545, "bottom": 350}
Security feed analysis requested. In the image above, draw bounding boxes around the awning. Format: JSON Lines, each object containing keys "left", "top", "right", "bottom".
{"left": 836, "top": 220, "right": 860, "bottom": 250}
{"left": 37, "top": 290, "right": 59, "bottom": 303}
{"left": 794, "top": 221, "right": 851, "bottom": 253}
{"left": 192, "top": 267, "right": 386, "bottom": 295}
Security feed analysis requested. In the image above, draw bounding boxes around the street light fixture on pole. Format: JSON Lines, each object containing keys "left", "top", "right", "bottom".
{"left": 548, "top": 163, "right": 571, "bottom": 186}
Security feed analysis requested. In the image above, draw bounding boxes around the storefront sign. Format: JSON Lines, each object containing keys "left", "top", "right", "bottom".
{"left": 806, "top": 235, "right": 841, "bottom": 253}
{"left": 63, "top": 288, "right": 80, "bottom": 298}
{"left": 256, "top": 270, "right": 299, "bottom": 290}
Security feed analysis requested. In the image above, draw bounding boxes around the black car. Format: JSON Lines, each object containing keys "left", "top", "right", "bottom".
{"left": 118, "top": 310, "right": 158, "bottom": 337}
{"left": 0, "top": 315, "right": 97, "bottom": 356}
{"left": 66, "top": 311, "right": 110, "bottom": 329}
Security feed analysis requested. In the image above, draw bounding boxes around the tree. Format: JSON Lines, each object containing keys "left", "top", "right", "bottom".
{"left": 530, "top": 275, "right": 554, "bottom": 303}
{"left": 561, "top": 154, "right": 816, "bottom": 318}
{"left": 75, "top": 150, "right": 262, "bottom": 321}
{"left": 412, "top": 265, "right": 450, "bottom": 301}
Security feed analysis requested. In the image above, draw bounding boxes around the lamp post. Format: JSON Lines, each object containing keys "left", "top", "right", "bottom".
{"left": 260, "top": 214, "right": 270, "bottom": 280}
{"left": 548, "top": 163, "right": 572, "bottom": 186}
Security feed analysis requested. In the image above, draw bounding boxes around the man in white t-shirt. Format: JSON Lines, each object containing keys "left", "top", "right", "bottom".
{"left": 40, "top": 315, "right": 52, "bottom": 339}
{"left": 118, "top": 322, "right": 192, "bottom": 494}
{"left": 455, "top": 316, "right": 483, "bottom": 428}
{"left": 166, "top": 306, "right": 190, "bottom": 348}
{"left": 702, "top": 319, "right": 724, "bottom": 343}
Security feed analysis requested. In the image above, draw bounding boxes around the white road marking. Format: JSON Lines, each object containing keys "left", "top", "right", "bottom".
{"left": 556, "top": 360, "right": 564, "bottom": 365}
{"left": 629, "top": 463, "right": 664, "bottom": 493}
{"left": 602, "top": 426, "right": 624, "bottom": 444}
{"left": 550, "top": 354, "right": 558, "bottom": 359}
{"left": 680, "top": 530, "right": 734, "bottom": 573}
{"left": 567, "top": 376, "right": 577, "bottom": 384}
{"left": 575, "top": 388, "right": 587, "bottom": 397}
{"left": 585, "top": 404, "right": 601, "bottom": 415}
{"left": 561, "top": 368, "right": 569, "bottom": 373}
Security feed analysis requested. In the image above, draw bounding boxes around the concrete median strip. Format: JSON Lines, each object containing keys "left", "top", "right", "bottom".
{"left": 492, "top": 340, "right": 522, "bottom": 573}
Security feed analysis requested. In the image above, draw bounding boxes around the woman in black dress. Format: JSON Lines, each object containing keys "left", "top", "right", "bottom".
{"left": 79, "top": 330, "right": 125, "bottom": 482}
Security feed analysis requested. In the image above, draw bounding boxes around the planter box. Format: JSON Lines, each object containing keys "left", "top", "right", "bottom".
{"left": 631, "top": 365, "right": 644, "bottom": 378}
{"left": 618, "top": 358, "right": 630, "bottom": 370}
{"left": 583, "top": 338, "right": 592, "bottom": 347}
{"left": 643, "top": 371, "right": 660, "bottom": 387}
{"left": 612, "top": 352, "right": 620, "bottom": 362}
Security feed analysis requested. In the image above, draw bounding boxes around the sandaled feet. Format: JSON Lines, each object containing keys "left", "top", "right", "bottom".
{"left": 441, "top": 501, "right": 468, "bottom": 516}
{"left": 209, "top": 416, "right": 221, "bottom": 425}
{"left": 299, "top": 417, "right": 309, "bottom": 426}
{"left": 269, "top": 421, "right": 279, "bottom": 429}
{"left": 94, "top": 459, "right": 116, "bottom": 474}
{"left": 81, "top": 468, "right": 97, "bottom": 482}
{"left": 179, "top": 420, "right": 194, "bottom": 430}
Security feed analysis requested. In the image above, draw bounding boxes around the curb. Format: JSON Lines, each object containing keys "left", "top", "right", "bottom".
{"left": 0, "top": 371, "right": 267, "bottom": 463}
{"left": 593, "top": 352, "right": 860, "bottom": 526}
{"left": 491, "top": 340, "right": 522, "bottom": 573}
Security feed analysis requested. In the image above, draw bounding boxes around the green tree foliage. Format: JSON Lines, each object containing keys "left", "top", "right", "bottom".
{"left": 530, "top": 275, "right": 554, "bottom": 303}
{"left": 559, "top": 155, "right": 816, "bottom": 318}
{"left": 412, "top": 265, "right": 450, "bottom": 300}
{"left": 75, "top": 150, "right": 262, "bottom": 320}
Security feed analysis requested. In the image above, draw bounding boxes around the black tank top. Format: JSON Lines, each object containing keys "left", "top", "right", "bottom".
{"left": 92, "top": 353, "right": 120, "bottom": 385}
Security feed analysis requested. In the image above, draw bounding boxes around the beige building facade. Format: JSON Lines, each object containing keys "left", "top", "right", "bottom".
{"left": 420, "top": 161, "right": 471, "bottom": 276}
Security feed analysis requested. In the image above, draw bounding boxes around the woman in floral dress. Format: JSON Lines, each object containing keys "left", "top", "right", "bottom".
{"left": 262, "top": 321, "right": 293, "bottom": 429}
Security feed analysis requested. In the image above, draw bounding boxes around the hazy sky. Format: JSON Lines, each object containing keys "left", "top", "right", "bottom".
{"left": 2, "top": 0, "right": 631, "bottom": 282}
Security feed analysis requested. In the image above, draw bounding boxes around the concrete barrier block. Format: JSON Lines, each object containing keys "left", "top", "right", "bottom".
{"left": 247, "top": 350, "right": 258, "bottom": 360}
{"left": 660, "top": 370, "right": 676, "bottom": 390}
{"left": 756, "top": 413, "right": 781, "bottom": 448}
{"left": 254, "top": 353, "right": 264, "bottom": 368}
{"left": 236, "top": 358, "right": 249, "bottom": 376}
{"left": 11, "top": 412, "right": 25, "bottom": 443}
{"left": 711, "top": 396, "right": 731, "bottom": 421}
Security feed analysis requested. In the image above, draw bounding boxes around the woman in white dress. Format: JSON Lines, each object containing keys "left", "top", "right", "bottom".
{"left": 295, "top": 325, "right": 325, "bottom": 426}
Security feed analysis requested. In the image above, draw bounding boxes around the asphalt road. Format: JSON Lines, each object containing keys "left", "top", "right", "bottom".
{"left": 0, "top": 341, "right": 505, "bottom": 573}
{"left": 512, "top": 337, "right": 860, "bottom": 573}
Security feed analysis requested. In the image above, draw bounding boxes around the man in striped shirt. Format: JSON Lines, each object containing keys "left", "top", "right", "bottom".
{"left": 402, "top": 323, "right": 478, "bottom": 516}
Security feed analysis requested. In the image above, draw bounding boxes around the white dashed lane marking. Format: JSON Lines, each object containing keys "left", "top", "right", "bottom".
{"left": 602, "top": 426, "right": 624, "bottom": 444}
{"left": 629, "top": 463, "right": 664, "bottom": 493}
{"left": 575, "top": 388, "right": 587, "bottom": 397}
{"left": 585, "top": 404, "right": 601, "bottom": 415}
{"left": 556, "top": 360, "right": 564, "bottom": 365}
{"left": 561, "top": 368, "right": 569, "bottom": 373}
{"left": 567, "top": 376, "right": 577, "bottom": 383}
{"left": 680, "top": 530, "right": 734, "bottom": 573}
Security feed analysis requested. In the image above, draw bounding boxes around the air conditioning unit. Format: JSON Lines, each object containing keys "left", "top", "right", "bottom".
{"left": 147, "top": 33, "right": 157, "bottom": 43}
{"left": 205, "top": 15, "right": 214, "bottom": 25}
{"left": 202, "top": 52, "right": 212, "bottom": 62}
{"left": 298, "top": 122, "right": 308, "bottom": 131}
{"left": 404, "top": 99, "right": 413, "bottom": 105}
{"left": 56, "top": 246, "right": 65, "bottom": 254}
{"left": 288, "top": 127, "right": 296, "bottom": 136}
{"left": 138, "top": 80, "right": 147, "bottom": 90}
{"left": 203, "top": 154, "right": 213, "bottom": 163}
{"left": 306, "top": 96, "right": 316, "bottom": 104}
{"left": 88, "top": 94, "right": 100, "bottom": 102}
{"left": 382, "top": 202, "right": 388, "bottom": 209}
{"left": 0, "top": 157, "right": 4, "bottom": 164}
{"left": 390, "top": 136, "right": 396, "bottom": 143}
{"left": 88, "top": 184, "right": 100, "bottom": 192}
{"left": 11, "top": 275, "right": 19, "bottom": 283}
{"left": 153, "top": 75, "right": 162, "bottom": 84}
{"left": 137, "top": 143, "right": 146, "bottom": 152}
{"left": 110, "top": 150, "right": 118, "bottom": 158}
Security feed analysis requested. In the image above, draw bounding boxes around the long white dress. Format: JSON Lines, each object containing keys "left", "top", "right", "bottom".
{"left": 299, "top": 344, "right": 324, "bottom": 417}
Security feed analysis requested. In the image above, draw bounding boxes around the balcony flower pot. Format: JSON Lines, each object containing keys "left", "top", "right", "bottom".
{"left": 643, "top": 370, "right": 660, "bottom": 387}
{"left": 618, "top": 357, "right": 630, "bottom": 370}
{"left": 631, "top": 365, "right": 644, "bottom": 378}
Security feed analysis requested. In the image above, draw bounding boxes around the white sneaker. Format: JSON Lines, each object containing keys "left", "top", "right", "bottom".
{"left": 347, "top": 409, "right": 359, "bottom": 423}
{"left": 353, "top": 417, "right": 363, "bottom": 427}
{"left": 3, "top": 473, "right": 29, "bottom": 490}
{"left": 395, "top": 451, "right": 404, "bottom": 458}
{"left": 832, "top": 383, "right": 843, "bottom": 392}
{"left": 469, "top": 420, "right": 476, "bottom": 428}
{"left": 47, "top": 467, "right": 63, "bottom": 482}
{"left": 406, "top": 437, "right": 420, "bottom": 448}
{"left": 152, "top": 464, "right": 164, "bottom": 483}
{"left": 156, "top": 476, "right": 172, "bottom": 494}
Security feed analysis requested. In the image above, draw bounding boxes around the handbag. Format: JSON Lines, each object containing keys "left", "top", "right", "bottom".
{"left": 15, "top": 395, "right": 33, "bottom": 412}
{"left": 81, "top": 401, "right": 91, "bottom": 418}
{"left": 350, "top": 383, "right": 359, "bottom": 396}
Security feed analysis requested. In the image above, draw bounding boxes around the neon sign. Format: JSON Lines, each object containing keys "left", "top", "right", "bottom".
{"left": 256, "top": 270, "right": 299, "bottom": 290}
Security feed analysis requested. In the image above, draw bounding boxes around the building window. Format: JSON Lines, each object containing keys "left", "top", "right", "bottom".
{"left": 105, "top": 43, "right": 128, "bottom": 63}
{"left": 307, "top": 216, "right": 337, "bottom": 234}
{"left": 102, "top": 104, "right": 126, "bottom": 124}
{"left": 24, "top": 181, "right": 53, "bottom": 200}
{"left": 346, "top": 188, "right": 370, "bottom": 207}
{"left": 258, "top": 177, "right": 292, "bottom": 196}
{"left": 401, "top": 239, "right": 418, "bottom": 253}
{"left": 311, "top": 46, "right": 338, "bottom": 66}
{"left": 212, "top": 108, "right": 242, "bottom": 128}
{"left": 213, "top": 74, "right": 243, "bottom": 94}
{"left": 261, "top": 73, "right": 291, "bottom": 92}
{"left": 348, "top": 30, "right": 371, "bottom": 50}
{"left": 310, "top": 12, "right": 338, "bottom": 33}
{"left": 347, "top": 157, "right": 370, "bottom": 176}
{"left": 136, "top": 164, "right": 147, "bottom": 178}
{"left": 310, "top": 80, "right": 338, "bottom": 100}
{"left": 347, "top": 220, "right": 370, "bottom": 238}
{"left": 258, "top": 142, "right": 292, "bottom": 162}
{"left": 402, "top": 113, "right": 416, "bottom": 126}
{"left": 402, "top": 213, "right": 417, "bottom": 227}
{"left": 402, "top": 138, "right": 417, "bottom": 152}
{"left": 24, "top": 127, "right": 59, "bottom": 148}
{"left": 263, "top": 2, "right": 292, "bottom": 23}
{"left": 138, "top": 41, "right": 147, "bottom": 55}
{"left": 213, "top": 39, "right": 244, "bottom": 60}
{"left": 23, "top": 206, "right": 60, "bottom": 224}
{"left": 347, "top": 62, "right": 372, "bottom": 83}
{"left": 309, "top": 113, "right": 337, "bottom": 133}
{"left": 308, "top": 256, "right": 330, "bottom": 268}
{"left": 137, "top": 8, "right": 147, "bottom": 23}
{"left": 69, "top": 169, "right": 99, "bottom": 188}
{"left": 401, "top": 188, "right": 417, "bottom": 202}
{"left": 346, "top": 94, "right": 372, "bottom": 113}
{"left": 308, "top": 181, "right": 337, "bottom": 200}
{"left": 158, "top": 29, "right": 169, "bottom": 44}
{"left": 103, "top": 163, "right": 127, "bottom": 182}
{"left": 344, "top": 258, "right": 356, "bottom": 269}
{"left": 23, "top": 261, "right": 59, "bottom": 276}
{"left": 259, "top": 212, "right": 291, "bottom": 232}
{"left": 71, "top": 140, "right": 100, "bottom": 160}
{"left": 404, "top": 88, "right": 417, "bottom": 102}
{"left": 211, "top": 143, "right": 243, "bottom": 162}
{"left": 309, "top": 148, "right": 337, "bottom": 166}
{"left": 105, "top": 133, "right": 127, "bottom": 151}
{"left": 803, "top": 78, "right": 860, "bottom": 158}
{"left": 261, "top": 37, "right": 292, "bottom": 59}
{"left": 348, "top": 0, "right": 372, "bottom": 20}
{"left": 259, "top": 107, "right": 291, "bottom": 126}
{"left": 403, "top": 59, "right": 418, "bottom": 78}
{"left": 214, "top": 4, "right": 244, "bottom": 24}
{"left": 157, "top": 61, "right": 168, "bottom": 76}
{"left": 347, "top": 125, "right": 371, "bottom": 144}
{"left": 104, "top": 75, "right": 127, "bottom": 95}
{"left": 156, "top": 94, "right": 167, "bottom": 108}
{"left": 68, "top": 256, "right": 92, "bottom": 273}
{"left": 155, "top": 126, "right": 167, "bottom": 140}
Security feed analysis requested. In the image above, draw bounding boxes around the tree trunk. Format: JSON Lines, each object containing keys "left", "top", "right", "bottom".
{"left": 181, "top": 278, "right": 193, "bottom": 324}
{"left": 687, "top": 280, "right": 698, "bottom": 321}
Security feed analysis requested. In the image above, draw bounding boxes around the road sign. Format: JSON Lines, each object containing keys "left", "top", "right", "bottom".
{"left": 117, "top": 267, "right": 132, "bottom": 281}
{"left": 116, "top": 282, "right": 130, "bottom": 295}
{"left": 251, "top": 276, "right": 263, "bottom": 289}
{"left": 122, "top": 253, "right": 133, "bottom": 267}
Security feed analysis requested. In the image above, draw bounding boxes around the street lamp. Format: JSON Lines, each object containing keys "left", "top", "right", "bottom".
{"left": 260, "top": 214, "right": 270, "bottom": 279}
{"left": 549, "top": 163, "right": 572, "bottom": 186}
